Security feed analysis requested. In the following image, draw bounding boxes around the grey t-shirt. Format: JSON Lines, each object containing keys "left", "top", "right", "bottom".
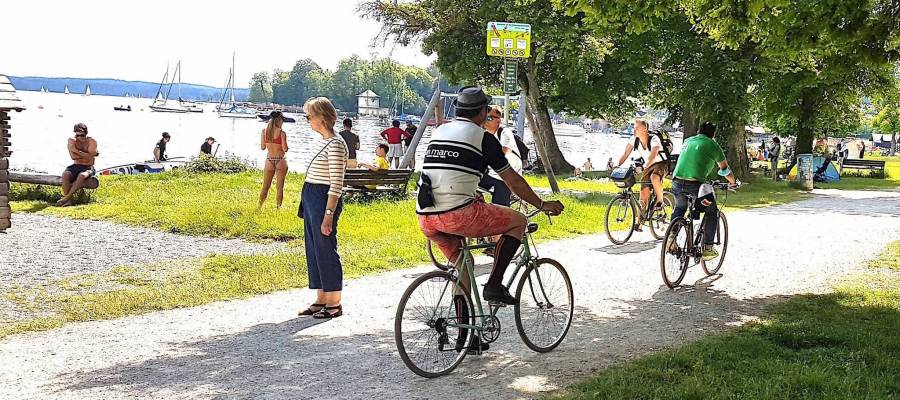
{"left": 339, "top": 129, "right": 359, "bottom": 160}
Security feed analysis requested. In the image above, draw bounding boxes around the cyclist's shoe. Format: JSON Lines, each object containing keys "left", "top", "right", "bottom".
{"left": 633, "top": 219, "right": 644, "bottom": 232}
{"left": 653, "top": 202, "right": 664, "bottom": 212}
{"left": 701, "top": 245, "right": 719, "bottom": 261}
{"left": 456, "top": 335, "right": 490, "bottom": 355}
{"left": 483, "top": 284, "right": 517, "bottom": 305}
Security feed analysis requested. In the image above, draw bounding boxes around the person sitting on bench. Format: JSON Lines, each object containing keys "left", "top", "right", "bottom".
{"left": 58, "top": 123, "right": 98, "bottom": 206}
{"left": 358, "top": 144, "right": 390, "bottom": 190}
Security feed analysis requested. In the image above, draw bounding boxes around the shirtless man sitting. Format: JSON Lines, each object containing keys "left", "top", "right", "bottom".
{"left": 58, "top": 123, "right": 98, "bottom": 206}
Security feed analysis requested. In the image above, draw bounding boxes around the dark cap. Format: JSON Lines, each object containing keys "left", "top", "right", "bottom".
{"left": 73, "top": 123, "right": 88, "bottom": 134}
{"left": 453, "top": 86, "right": 492, "bottom": 110}
{"left": 162, "top": 132, "right": 171, "bottom": 138}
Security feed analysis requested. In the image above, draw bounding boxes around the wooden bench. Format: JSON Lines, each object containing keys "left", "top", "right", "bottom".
{"left": 9, "top": 172, "right": 100, "bottom": 189}
{"left": 343, "top": 169, "right": 413, "bottom": 194}
{"left": 840, "top": 159, "right": 886, "bottom": 177}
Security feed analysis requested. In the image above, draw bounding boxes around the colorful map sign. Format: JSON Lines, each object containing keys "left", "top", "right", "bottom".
{"left": 486, "top": 22, "right": 531, "bottom": 58}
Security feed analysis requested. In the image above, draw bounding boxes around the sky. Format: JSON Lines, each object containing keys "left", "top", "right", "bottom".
{"left": 0, "top": 0, "right": 433, "bottom": 88}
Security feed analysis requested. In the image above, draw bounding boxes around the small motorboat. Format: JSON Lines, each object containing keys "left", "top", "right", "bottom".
{"left": 114, "top": 105, "right": 132, "bottom": 112}
{"left": 257, "top": 114, "right": 296, "bottom": 123}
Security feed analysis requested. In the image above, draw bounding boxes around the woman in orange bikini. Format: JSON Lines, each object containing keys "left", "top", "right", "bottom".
{"left": 259, "top": 111, "right": 289, "bottom": 209}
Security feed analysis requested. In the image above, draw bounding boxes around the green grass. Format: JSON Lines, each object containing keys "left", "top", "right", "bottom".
{"left": 1, "top": 171, "right": 814, "bottom": 338}
{"left": 3, "top": 171, "right": 619, "bottom": 338}
{"left": 555, "top": 243, "right": 900, "bottom": 400}
{"left": 868, "top": 240, "right": 900, "bottom": 270}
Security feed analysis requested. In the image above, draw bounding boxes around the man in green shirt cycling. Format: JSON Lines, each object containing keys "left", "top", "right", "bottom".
{"left": 670, "top": 122, "right": 738, "bottom": 260}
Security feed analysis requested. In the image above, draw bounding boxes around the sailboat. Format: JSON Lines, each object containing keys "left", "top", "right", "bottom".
{"left": 64, "top": 85, "right": 70, "bottom": 94}
{"left": 218, "top": 53, "right": 256, "bottom": 118}
{"left": 149, "top": 62, "right": 189, "bottom": 113}
{"left": 83, "top": 85, "right": 92, "bottom": 96}
{"left": 40, "top": 86, "right": 47, "bottom": 93}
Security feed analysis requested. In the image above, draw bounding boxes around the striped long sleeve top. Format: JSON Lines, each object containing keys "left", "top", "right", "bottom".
{"left": 305, "top": 136, "right": 348, "bottom": 197}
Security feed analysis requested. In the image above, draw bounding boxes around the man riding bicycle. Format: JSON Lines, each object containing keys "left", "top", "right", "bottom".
{"left": 417, "top": 86, "right": 564, "bottom": 306}
{"left": 614, "top": 119, "right": 667, "bottom": 230}
{"left": 670, "top": 122, "right": 738, "bottom": 260}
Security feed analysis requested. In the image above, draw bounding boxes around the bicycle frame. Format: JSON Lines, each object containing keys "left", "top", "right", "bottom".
{"left": 440, "top": 224, "right": 542, "bottom": 332}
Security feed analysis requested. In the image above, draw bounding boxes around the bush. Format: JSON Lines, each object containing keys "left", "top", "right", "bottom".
{"left": 183, "top": 154, "right": 254, "bottom": 174}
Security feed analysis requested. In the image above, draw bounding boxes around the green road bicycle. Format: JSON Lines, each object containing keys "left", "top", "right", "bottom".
{"left": 660, "top": 181, "right": 737, "bottom": 288}
{"left": 397, "top": 209, "right": 574, "bottom": 378}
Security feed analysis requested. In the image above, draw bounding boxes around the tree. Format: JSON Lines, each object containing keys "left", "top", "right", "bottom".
{"left": 679, "top": 0, "right": 899, "bottom": 155}
{"left": 553, "top": 2, "right": 757, "bottom": 176}
{"left": 248, "top": 71, "right": 272, "bottom": 103}
{"left": 364, "top": 0, "right": 642, "bottom": 172}
{"left": 873, "top": 105, "right": 900, "bottom": 156}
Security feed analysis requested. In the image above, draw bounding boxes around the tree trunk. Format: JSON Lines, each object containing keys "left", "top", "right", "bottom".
{"left": 523, "top": 97, "right": 560, "bottom": 193}
{"left": 721, "top": 122, "right": 751, "bottom": 180}
{"left": 796, "top": 90, "right": 819, "bottom": 155}
{"left": 892, "top": 132, "right": 897, "bottom": 156}
{"left": 520, "top": 61, "right": 574, "bottom": 174}
{"left": 682, "top": 107, "right": 701, "bottom": 139}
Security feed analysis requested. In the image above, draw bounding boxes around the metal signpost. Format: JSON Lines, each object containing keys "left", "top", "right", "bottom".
{"left": 486, "top": 21, "right": 558, "bottom": 193}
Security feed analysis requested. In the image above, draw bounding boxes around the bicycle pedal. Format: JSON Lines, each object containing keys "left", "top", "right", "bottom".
{"left": 487, "top": 301, "right": 508, "bottom": 307}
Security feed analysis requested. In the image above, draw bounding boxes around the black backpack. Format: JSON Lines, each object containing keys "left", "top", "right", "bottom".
{"left": 634, "top": 130, "right": 675, "bottom": 162}
{"left": 514, "top": 134, "right": 530, "bottom": 165}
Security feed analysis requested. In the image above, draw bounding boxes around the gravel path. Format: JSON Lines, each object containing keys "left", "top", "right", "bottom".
{"left": 1, "top": 189, "right": 898, "bottom": 400}
{"left": 0, "top": 213, "right": 285, "bottom": 292}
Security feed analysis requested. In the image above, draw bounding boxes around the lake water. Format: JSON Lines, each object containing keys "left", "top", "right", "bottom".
{"left": 7, "top": 91, "right": 681, "bottom": 173}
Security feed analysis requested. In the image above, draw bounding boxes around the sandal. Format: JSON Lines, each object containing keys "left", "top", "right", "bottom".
{"left": 313, "top": 305, "right": 343, "bottom": 319}
{"left": 298, "top": 303, "right": 326, "bottom": 316}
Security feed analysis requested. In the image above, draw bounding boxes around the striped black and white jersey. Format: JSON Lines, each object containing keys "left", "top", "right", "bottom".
{"left": 416, "top": 118, "right": 510, "bottom": 214}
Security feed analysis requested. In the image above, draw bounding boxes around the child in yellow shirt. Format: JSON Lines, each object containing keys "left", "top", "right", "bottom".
{"left": 359, "top": 144, "right": 390, "bottom": 190}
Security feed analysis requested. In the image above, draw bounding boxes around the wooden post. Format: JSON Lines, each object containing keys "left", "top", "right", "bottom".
{"left": 0, "top": 110, "right": 8, "bottom": 231}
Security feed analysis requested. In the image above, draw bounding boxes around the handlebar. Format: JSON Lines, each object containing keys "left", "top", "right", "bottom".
{"left": 709, "top": 180, "right": 742, "bottom": 192}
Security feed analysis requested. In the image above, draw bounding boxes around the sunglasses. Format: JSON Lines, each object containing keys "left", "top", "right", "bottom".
{"left": 486, "top": 115, "right": 501, "bottom": 121}
{"left": 304, "top": 115, "right": 311, "bottom": 121}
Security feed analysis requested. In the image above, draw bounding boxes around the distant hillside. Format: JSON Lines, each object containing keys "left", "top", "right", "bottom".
{"left": 8, "top": 76, "right": 249, "bottom": 102}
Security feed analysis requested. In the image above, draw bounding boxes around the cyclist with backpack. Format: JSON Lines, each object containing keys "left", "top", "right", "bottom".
{"left": 614, "top": 119, "right": 671, "bottom": 229}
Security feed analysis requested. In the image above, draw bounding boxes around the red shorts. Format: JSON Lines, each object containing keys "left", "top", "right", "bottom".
{"left": 418, "top": 199, "right": 527, "bottom": 264}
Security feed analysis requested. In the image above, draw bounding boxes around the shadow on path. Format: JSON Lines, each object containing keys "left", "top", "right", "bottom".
{"left": 53, "top": 286, "right": 786, "bottom": 400}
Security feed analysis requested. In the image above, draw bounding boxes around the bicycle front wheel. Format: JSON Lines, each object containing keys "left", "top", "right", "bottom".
{"left": 425, "top": 240, "right": 452, "bottom": 271}
{"left": 701, "top": 212, "right": 729, "bottom": 275}
{"left": 514, "top": 258, "right": 574, "bottom": 353}
{"left": 660, "top": 219, "right": 691, "bottom": 289}
{"left": 605, "top": 195, "right": 636, "bottom": 245}
{"left": 648, "top": 191, "right": 676, "bottom": 240}
{"left": 395, "top": 270, "right": 474, "bottom": 378}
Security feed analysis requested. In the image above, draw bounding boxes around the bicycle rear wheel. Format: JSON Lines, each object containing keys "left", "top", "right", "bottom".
{"left": 605, "top": 195, "right": 636, "bottom": 245}
{"left": 395, "top": 270, "right": 474, "bottom": 378}
{"left": 648, "top": 191, "right": 676, "bottom": 240}
{"left": 701, "top": 212, "right": 729, "bottom": 275}
{"left": 425, "top": 240, "right": 452, "bottom": 271}
{"left": 514, "top": 258, "right": 574, "bottom": 353}
{"left": 660, "top": 219, "right": 690, "bottom": 288}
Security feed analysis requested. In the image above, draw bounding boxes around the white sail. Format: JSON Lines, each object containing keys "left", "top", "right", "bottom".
{"left": 64, "top": 85, "right": 70, "bottom": 94}
{"left": 84, "top": 85, "right": 92, "bottom": 96}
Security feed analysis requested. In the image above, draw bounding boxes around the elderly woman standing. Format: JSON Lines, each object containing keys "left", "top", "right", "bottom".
{"left": 297, "top": 97, "right": 348, "bottom": 319}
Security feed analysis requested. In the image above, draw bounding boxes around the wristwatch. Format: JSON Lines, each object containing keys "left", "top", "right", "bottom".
{"left": 325, "top": 209, "right": 335, "bottom": 216}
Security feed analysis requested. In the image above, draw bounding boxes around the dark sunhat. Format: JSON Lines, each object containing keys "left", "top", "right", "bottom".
{"left": 453, "top": 86, "right": 492, "bottom": 110}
